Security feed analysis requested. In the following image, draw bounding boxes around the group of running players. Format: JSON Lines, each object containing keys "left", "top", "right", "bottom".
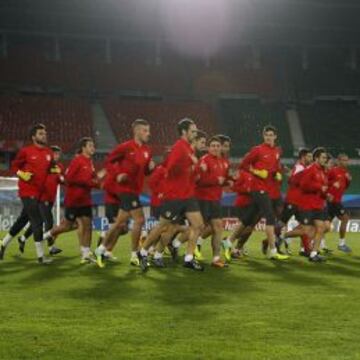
{"left": 0, "top": 119, "right": 352, "bottom": 271}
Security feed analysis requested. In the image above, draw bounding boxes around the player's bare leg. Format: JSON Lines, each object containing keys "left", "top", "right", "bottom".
{"left": 338, "top": 213, "right": 351, "bottom": 253}
{"left": 309, "top": 220, "right": 326, "bottom": 262}
{"left": 210, "top": 218, "right": 226, "bottom": 268}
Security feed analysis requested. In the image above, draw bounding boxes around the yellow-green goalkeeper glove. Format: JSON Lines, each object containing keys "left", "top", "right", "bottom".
{"left": 274, "top": 172, "right": 283, "bottom": 182}
{"left": 50, "top": 165, "right": 61, "bottom": 174}
{"left": 17, "top": 170, "right": 33, "bottom": 182}
{"left": 252, "top": 168, "right": 268, "bottom": 179}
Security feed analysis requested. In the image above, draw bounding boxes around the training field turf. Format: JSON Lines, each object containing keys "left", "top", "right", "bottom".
{"left": 1, "top": 231, "right": 360, "bottom": 360}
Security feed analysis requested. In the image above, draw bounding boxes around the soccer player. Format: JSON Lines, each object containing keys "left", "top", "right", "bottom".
{"left": 44, "top": 137, "right": 99, "bottom": 263}
{"left": 280, "top": 148, "right": 313, "bottom": 255}
{"left": 17, "top": 145, "right": 64, "bottom": 255}
{"left": 98, "top": 161, "right": 128, "bottom": 261}
{"left": 138, "top": 118, "right": 205, "bottom": 271}
{"left": 95, "top": 119, "right": 154, "bottom": 268}
{"left": 327, "top": 153, "right": 352, "bottom": 253}
{"left": 223, "top": 125, "right": 288, "bottom": 261}
{"left": 195, "top": 136, "right": 228, "bottom": 268}
{"left": 0, "top": 123, "right": 54, "bottom": 263}
{"left": 297, "top": 147, "right": 329, "bottom": 262}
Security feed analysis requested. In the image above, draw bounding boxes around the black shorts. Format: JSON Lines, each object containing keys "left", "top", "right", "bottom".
{"left": 297, "top": 210, "right": 327, "bottom": 225}
{"left": 151, "top": 206, "right": 162, "bottom": 220}
{"left": 105, "top": 203, "right": 119, "bottom": 224}
{"left": 198, "top": 200, "right": 222, "bottom": 222}
{"left": 161, "top": 198, "right": 200, "bottom": 223}
{"left": 236, "top": 203, "right": 261, "bottom": 227}
{"left": 65, "top": 206, "right": 92, "bottom": 221}
{"left": 327, "top": 202, "right": 347, "bottom": 221}
{"left": 118, "top": 193, "right": 142, "bottom": 212}
{"left": 281, "top": 203, "right": 299, "bottom": 224}
{"left": 250, "top": 191, "right": 276, "bottom": 226}
{"left": 272, "top": 197, "right": 284, "bottom": 216}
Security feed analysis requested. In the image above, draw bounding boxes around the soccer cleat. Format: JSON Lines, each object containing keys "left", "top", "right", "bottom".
{"left": 0, "top": 241, "right": 5, "bottom": 260}
{"left": 168, "top": 244, "right": 179, "bottom": 262}
{"left": 221, "top": 240, "right": 232, "bottom": 263}
{"left": 194, "top": 246, "right": 205, "bottom": 261}
{"left": 211, "top": 259, "right": 228, "bottom": 268}
{"left": 309, "top": 254, "right": 326, "bottom": 262}
{"left": 49, "top": 247, "right": 62, "bottom": 256}
{"left": 153, "top": 257, "right": 166, "bottom": 268}
{"left": 231, "top": 249, "right": 241, "bottom": 260}
{"left": 103, "top": 252, "right": 118, "bottom": 262}
{"left": 18, "top": 237, "right": 26, "bottom": 254}
{"left": 94, "top": 248, "right": 105, "bottom": 268}
{"left": 137, "top": 252, "right": 149, "bottom": 272}
{"left": 130, "top": 255, "right": 140, "bottom": 267}
{"left": 38, "top": 256, "right": 53, "bottom": 264}
{"left": 338, "top": 244, "right": 352, "bottom": 254}
{"left": 183, "top": 259, "right": 204, "bottom": 271}
{"left": 268, "top": 252, "right": 289, "bottom": 261}
{"left": 299, "top": 250, "right": 310, "bottom": 258}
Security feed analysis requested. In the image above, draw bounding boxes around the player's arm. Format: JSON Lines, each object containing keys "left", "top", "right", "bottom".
{"left": 105, "top": 143, "right": 127, "bottom": 165}
{"left": 300, "top": 168, "right": 325, "bottom": 193}
{"left": 197, "top": 158, "right": 223, "bottom": 186}
{"left": 11, "top": 148, "right": 33, "bottom": 181}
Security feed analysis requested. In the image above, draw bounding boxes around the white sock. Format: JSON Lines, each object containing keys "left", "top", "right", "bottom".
{"left": 97, "top": 244, "right": 106, "bottom": 255}
{"left": 339, "top": 238, "right": 346, "bottom": 246}
{"left": 81, "top": 246, "right": 90, "bottom": 258}
{"left": 320, "top": 238, "right": 326, "bottom": 249}
{"left": 19, "top": 235, "right": 26, "bottom": 243}
{"left": 35, "top": 241, "right": 45, "bottom": 258}
{"left": 184, "top": 254, "right": 193, "bottom": 262}
{"left": 196, "top": 237, "right": 204, "bottom": 246}
{"left": 104, "top": 250, "right": 112, "bottom": 257}
{"left": 310, "top": 251, "right": 317, "bottom": 258}
{"left": 212, "top": 256, "right": 220, "bottom": 263}
{"left": 140, "top": 248, "right": 148, "bottom": 257}
{"left": 2, "top": 233, "right": 13, "bottom": 247}
{"left": 43, "top": 231, "right": 52, "bottom": 240}
{"left": 269, "top": 247, "right": 277, "bottom": 256}
{"left": 131, "top": 251, "right": 137, "bottom": 258}
{"left": 172, "top": 238, "right": 181, "bottom": 249}
{"left": 224, "top": 238, "right": 232, "bottom": 248}
{"left": 154, "top": 251, "right": 163, "bottom": 260}
{"left": 148, "top": 246, "right": 155, "bottom": 253}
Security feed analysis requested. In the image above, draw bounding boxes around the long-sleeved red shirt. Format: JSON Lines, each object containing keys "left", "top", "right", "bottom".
{"left": 106, "top": 139, "right": 152, "bottom": 195}
{"left": 103, "top": 162, "right": 120, "bottom": 205}
{"left": 298, "top": 162, "right": 328, "bottom": 211}
{"left": 40, "top": 162, "right": 64, "bottom": 203}
{"left": 327, "top": 166, "right": 351, "bottom": 204}
{"left": 11, "top": 144, "right": 54, "bottom": 199}
{"left": 195, "top": 154, "right": 227, "bottom": 201}
{"left": 64, "top": 154, "right": 98, "bottom": 207}
{"left": 163, "top": 138, "right": 197, "bottom": 200}
{"left": 240, "top": 143, "right": 282, "bottom": 193}
{"left": 149, "top": 164, "right": 167, "bottom": 207}
{"left": 233, "top": 170, "right": 253, "bottom": 207}
{"left": 285, "top": 161, "right": 306, "bottom": 206}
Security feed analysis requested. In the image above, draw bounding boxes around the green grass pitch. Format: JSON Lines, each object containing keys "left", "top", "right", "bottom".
{"left": 1, "top": 231, "right": 360, "bottom": 360}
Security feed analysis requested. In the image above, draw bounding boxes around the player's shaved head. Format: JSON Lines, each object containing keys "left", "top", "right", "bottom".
{"left": 132, "top": 119, "right": 150, "bottom": 144}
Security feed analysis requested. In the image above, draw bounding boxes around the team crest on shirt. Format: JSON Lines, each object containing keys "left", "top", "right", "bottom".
{"left": 144, "top": 151, "right": 149, "bottom": 159}
{"left": 304, "top": 218, "right": 309, "bottom": 225}
{"left": 276, "top": 153, "right": 280, "bottom": 160}
{"left": 46, "top": 154, "right": 51, "bottom": 161}
{"left": 132, "top": 201, "right": 138, "bottom": 207}
{"left": 166, "top": 211, "right": 171, "bottom": 218}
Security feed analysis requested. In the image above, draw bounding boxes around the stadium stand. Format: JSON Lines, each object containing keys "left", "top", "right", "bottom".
{"left": 102, "top": 99, "right": 218, "bottom": 155}
{"left": 0, "top": 95, "right": 93, "bottom": 152}
{"left": 297, "top": 101, "right": 360, "bottom": 157}
{"left": 218, "top": 98, "right": 293, "bottom": 156}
